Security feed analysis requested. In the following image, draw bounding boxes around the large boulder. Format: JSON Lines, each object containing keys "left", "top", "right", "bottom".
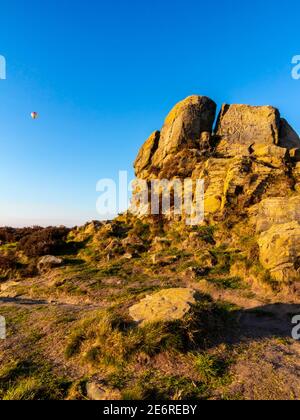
{"left": 131, "top": 95, "right": 217, "bottom": 214}
{"left": 129, "top": 288, "right": 196, "bottom": 326}
{"left": 131, "top": 95, "right": 300, "bottom": 289}
{"left": 258, "top": 222, "right": 300, "bottom": 282}
{"left": 134, "top": 130, "right": 160, "bottom": 179}
{"left": 215, "top": 104, "right": 280, "bottom": 156}
{"left": 151, "top": 95, "right": 217, "bottom": 173}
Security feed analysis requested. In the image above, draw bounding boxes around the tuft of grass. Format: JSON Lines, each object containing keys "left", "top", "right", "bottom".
{"left": 0, "top": 360, "right": 70, "bottom": 400}
{"left": 193, "top": 353, "right": 231, "bottom": 386}
{"left": 122, "top": 370, "right": 205, "bottom": 400}
{"left": 209, "top": 246, "right": 244, "bottom": 277}
{"left": 191, "top": 225, "right": 216, "bottom": 244}
{"left": 206, "top": 276, "right": 245, "bottom": 290}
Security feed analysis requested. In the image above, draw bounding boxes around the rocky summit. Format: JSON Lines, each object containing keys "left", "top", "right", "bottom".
{"left": 133, "top": 95, "right": 300, "bottom": 287}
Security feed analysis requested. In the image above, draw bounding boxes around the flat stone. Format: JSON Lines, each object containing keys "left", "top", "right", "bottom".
{"left": 129, "top": 288, "right": 196, "bottom": 326}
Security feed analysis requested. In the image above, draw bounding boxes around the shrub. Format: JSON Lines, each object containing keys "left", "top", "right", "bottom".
{"left": 0, "top": 227, "right": 43, "bottom": 244}
{"left": 0, "top": 255, "right": 16, "bottom": 270}
{"left": 18, "top": 227, "right": 70, "bottom": 257}
{"left": 193, "top": 353, "right": 230, "bottom": 384}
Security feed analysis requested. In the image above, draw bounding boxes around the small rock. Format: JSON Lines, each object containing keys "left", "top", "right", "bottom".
{"left": 123, "top": 253, "right": 134, "bottom": 260}
{"left": 86, "top": 382, "right": 121, "bottom": 401}
{"left": 37, "top": 256, "right": 63, "bottom": 273}
{"left": 121, "top": 235, "right": 144, "bottom": 248}
{"left": 151, "top": 254, "right": 178, "bottom": 266}
{"left": 250, "top": 143, "right": 288, "bottom": 167}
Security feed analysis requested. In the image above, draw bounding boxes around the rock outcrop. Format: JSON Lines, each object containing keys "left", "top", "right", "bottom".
{"left": 135, "top": 95, "right": 217, "bottom": 179}
{"left": 132, "top": 95, "right": 300, "bottom": 285}
{"left": 258, "top": 222, "right": 300, "bottom": 282}
{"left": 134, "top": 130, "right": 160, "bottom": 179}
{"left": 253, "top": 196, "right": 300, "bottom": 234}
{"left": 250, "top": 196, "right": 300, "bottom": 281}
{"left": 215, "top": 104, "right": 280, "bottom": 156}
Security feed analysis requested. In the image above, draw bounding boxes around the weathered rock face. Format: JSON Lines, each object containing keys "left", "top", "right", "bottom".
{"left": 134, "top": 95, "right": 217, "bottom": 179}
{"left": 215, "top": 104, "right": 280, "bottom": 156}
{"left": 258, "top": 222, "right": 300, "bottom": 282}
{"left": 152, "top": 95, "right": 216, "bottom": 167}
{"left": 129, "top": 288, "right": 196, "bottom": 326}
{"left": 252, "top": 196, "right": 300, "bottom": 234}
{"left": 295, "top": 163, "right": 300, "bottom": 192}
{"left": 250, "top": 196, "right": 300, "bottom": 282}
{"left": 134, "top": 130, "right": 160, "bottom": 179}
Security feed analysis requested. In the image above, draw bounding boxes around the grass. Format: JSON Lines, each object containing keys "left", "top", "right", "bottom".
{"left": 0, "top": 360, "right": 70, "bottom": 400}
{"left": 64, "top": 295, "right": 237, "bottom": 374}
{"left": 65, "top": 310, "right": 184, "bottom": 367}
{"left": 206, "top": 276, "right": 245, "bottom": 290}
{"left": 250, "top": 262, "right": 279, "bottom": 290}
{"left": 210, "top": 246, "right": 240, "bottom": 276}
{"left": 0, "top": 242, "right": 18, "bottom": 252}
{"left": 193, "top": 353, "right": 232, "bottom": 386}
{"left": 191, "top": 225, "right": 216, "bottom": 244}
{"left": 121, "top": 370, "right": 205, "bottom": 400}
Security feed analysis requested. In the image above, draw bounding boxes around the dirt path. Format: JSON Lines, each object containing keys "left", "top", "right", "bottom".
{"left": 0, "top": 296, "right": 104, "bottom": 311}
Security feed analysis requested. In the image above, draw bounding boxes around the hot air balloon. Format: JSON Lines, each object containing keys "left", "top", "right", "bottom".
{"left": 31, "top": 112, "right": 38, "bottom": 120}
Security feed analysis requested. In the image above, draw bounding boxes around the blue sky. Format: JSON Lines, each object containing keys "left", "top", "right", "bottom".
{"left": 0, "top": 0, "right": 300, "bottom": 226}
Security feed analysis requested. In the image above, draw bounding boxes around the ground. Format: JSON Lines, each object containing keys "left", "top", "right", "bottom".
{"left": 0, "top": 216, "right": 299, "bottom": 400}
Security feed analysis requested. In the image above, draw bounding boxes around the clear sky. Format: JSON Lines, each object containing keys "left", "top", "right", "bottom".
{"left": 0, "top": 0, "right": 300, "bottom": 226}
